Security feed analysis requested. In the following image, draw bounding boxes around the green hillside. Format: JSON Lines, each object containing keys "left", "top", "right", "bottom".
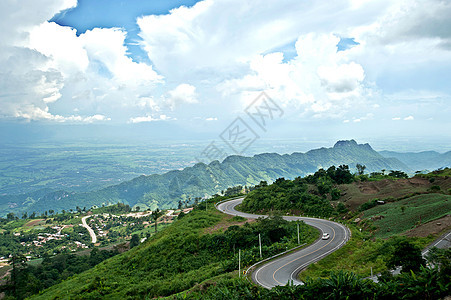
{"left": 0, "top": 140, "right": 408, "bottom": 217}
{"left": 362, "top": 193, "right": 451, "bottom": 238}
{"left": 28, "top": 204, "right": 317, "bottom": 299}
{"left": 22, "top": 173, "right": 451, "bottom": 300}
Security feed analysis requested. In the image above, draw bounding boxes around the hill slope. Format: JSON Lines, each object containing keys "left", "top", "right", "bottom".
{"left": 1, "top": 140, "right": 408, "bottom": 216}
{"left": 379, "top": 150, "right": 451, "bottom": 171}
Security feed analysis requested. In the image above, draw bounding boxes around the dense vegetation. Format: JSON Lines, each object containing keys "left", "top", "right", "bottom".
{"left": 1, "top": 165, "right": 449, "bottom": 299}
{"left": 29, "top": 203, "right": 317, "bottom": 299}
{"left": 1, "top": 140, "right": 408, "bottom": 217}
{"left": 0, "top": 203, "right": 168, "bottom": 262}
{"left": 1, "top": 248, "right": 118, "bottom": 299}
{"left": 169, "top": 246, "right": 450, "bottom": 300}
{"left": 299, "top": 226, "right": 436, "bottom": 279}
{"left": 0, "top": 219, "right": 91, "bottom": 258}
{"left": 241, "top": 165, "right": 355, "bottom": 217}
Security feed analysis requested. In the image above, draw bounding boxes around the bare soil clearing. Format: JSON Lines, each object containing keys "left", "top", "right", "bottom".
{"left": 403, "top": 214, "right": 451, "bottom": 238}
{"left": 341, "top": 176, "right": 451, "bottom": 211}
{"left": 204, "top": 213, "right": 255, "bottom": 234}
{"left": 24, "top": 219, "right": 45, "bottom": 227}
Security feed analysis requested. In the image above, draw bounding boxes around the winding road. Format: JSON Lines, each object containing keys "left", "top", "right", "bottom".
{"left": 81, "top": 215, "right": 97, "bottom": 244}
{"left": 216, "top": 198, "right": 350, "bottom": 289}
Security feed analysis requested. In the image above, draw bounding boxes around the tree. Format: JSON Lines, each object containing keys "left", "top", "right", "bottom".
{"left": 389, "top": 170, "right": 408, "bottom": 179}
{"left": 333, "top": 165, "right": 354, "bottom": 184}
{"left": 426, "top": 247, "right": 451, "bottom": 283}
{"left": 7, "top": 254, "right": 28, "bottom": 298}
{"left": 177, "top": 211, "right": 185, "bottom": 220}
{"left": 178, "top": 200, "right": 183, "bottom": 210}
{"left": 356, "top": 163, "right": 366, "bottom": 175}
{"left": 388, "top": 240, "right": 425, "bottom": 273}
{"left": 6, "top": 212, "right": 16, "bottom": 220}
{"left": 135, "top": 206, "right": 140, "bottom": 212}
{"left": 152, "top": 208, "right": 164, "bottom": 233}
{"left": 129, "top": 234, "right": 140, "bottom": 248}
{"left": 331, "top": 188, "right": 341, "bottom": 201}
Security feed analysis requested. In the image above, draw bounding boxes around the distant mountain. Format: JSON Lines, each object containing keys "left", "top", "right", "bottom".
{"left": 0, "top": 140, "right": 409, "bottom": 216}
{"left": 379, "top": 150, "right": 451, "bottom": 172}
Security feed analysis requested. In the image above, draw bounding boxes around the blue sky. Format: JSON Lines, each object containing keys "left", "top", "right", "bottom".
{"left": 51, "top": 0, "right": 200, "bottom": 63}
{"left": 0, "top": 0, "right": 450, "bottom": 151}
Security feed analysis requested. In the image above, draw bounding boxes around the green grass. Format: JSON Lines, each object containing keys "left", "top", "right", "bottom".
{"left": 227, "top": 216, "right": 247, "bottom": 223}
{"left": 61, "top": 217, "right": 82, "bottom": 225}
{"left": 30, "top": 209, "right": 225, "bottom": 299}
{"left": 30, "top": 206, "right": 319, "bottom": 299}
{"left": 299, "top": 225, "right": 436, "bottom": 280}
{"left": 362, "top": 193, "right": 451, "bottom": 238}
{"left": 3, "top": 219, "right": 28, "bottom": 231}
{"left": 299, "top": 194, "right": 450, "bottom": 280}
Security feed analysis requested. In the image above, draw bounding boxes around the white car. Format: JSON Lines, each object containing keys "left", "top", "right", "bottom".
{"left": 322, "top": 233, "right": 330, "bottom": 240}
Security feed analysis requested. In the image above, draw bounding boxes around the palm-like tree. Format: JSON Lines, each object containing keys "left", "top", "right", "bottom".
{"left": 152, "top": 208, "right": 164, "bottom": 233}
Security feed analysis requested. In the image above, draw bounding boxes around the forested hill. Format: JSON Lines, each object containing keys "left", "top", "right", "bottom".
{"left": 379, "top": 150, "right": 451, "bottom": 171}
{"left": 1, "top": 140, "right": 408, "bottom": 216}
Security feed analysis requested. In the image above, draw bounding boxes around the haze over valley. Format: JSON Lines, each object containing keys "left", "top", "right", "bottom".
{"left": 0, "top": 0, "right": 450, "bottom": 299}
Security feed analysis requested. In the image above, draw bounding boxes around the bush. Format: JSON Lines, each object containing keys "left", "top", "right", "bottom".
{"left": 331, "top": 188, "right": 341, "bottom": 200}
{"left": 428, "top": 185, "right": 441, "bottom": 192}
{"left": 359, "top": 199, "right": 378, "bottom": 211}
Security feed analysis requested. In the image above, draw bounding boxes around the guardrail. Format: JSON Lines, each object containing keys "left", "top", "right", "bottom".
{"left": 216, "top": 196, "right": 353, "bottom": 287}
{"left": 214, "top": 196, "right": 244, "bottom": 209}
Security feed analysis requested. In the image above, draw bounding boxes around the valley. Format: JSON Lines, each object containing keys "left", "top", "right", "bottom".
{"left": 0, "top": 166, "right": 448, "bottom": 299}
{"left": 2, "top": 140, "right": 435, "bottom": 218}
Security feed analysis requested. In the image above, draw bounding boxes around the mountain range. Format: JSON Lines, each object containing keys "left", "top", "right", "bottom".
{"left": 0, "top": 139, "right": 444, "bottom": 217}
{"left": 380, "top": 150, "right": 451, "bottom": 171}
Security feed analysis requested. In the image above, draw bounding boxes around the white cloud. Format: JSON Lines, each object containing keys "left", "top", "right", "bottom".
{"left": 135, "top": 0, "right": 450, "bottom": 125}
{"left": 0, "top": 1, "right": 164, "bottom": 122}
{"left": 219, "top": 33, "right": 367, "bottom": 117}
{"left": 392, "top": 117, "right": 401, "bottom": 121}
{"left": 165, "top": 84, "right": 198, "bottom": 109}
{"left": 80, "top": 28, "right": 162, "bottom": 85}
{"left": 0, "top": 0, "right": 449, "bottom": 132}
{"left": 205, "top": 117, "right": 218, "bottom": 121}
{"left": 404, "top": 115, "right": 414, "bottom": 121}
{"left": 13, "top": 105, "right": 110, "bottom": 123}
{"left": 136, "top": 0, "right": 398, "bottom": 79}
{"left": 29, "top": 22, "right": 89, "bottom": 76}
{"left": 129, "top": 114, "right": 174, "bottom": 123}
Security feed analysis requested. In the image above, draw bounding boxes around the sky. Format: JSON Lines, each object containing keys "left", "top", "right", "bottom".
{"left": 0, "top": 0, "right": 450, "bottom": 152}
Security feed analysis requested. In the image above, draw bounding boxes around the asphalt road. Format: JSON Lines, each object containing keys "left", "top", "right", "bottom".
{"left": 81, "top": 215, "right": 97, "bottom": 244}
{"left": 216, "top": 198, "right": 350, "bottom": 289}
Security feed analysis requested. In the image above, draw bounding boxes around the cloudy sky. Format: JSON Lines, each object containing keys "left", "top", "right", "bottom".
{"left": 0, "top": 0, "right": 450, "bottom": 148}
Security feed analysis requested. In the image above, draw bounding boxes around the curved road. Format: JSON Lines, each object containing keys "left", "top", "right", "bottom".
{"left": 216, "top": 198, "right": 350, "bottom": 289}
{"left": 81, "top": 215, "right": 97, "bottom": 244}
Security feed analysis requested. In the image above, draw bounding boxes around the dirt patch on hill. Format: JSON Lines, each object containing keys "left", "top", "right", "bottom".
{"left": 204, "top": 215, "right": 255, "bottom": 234}
{"left": 358, "top": 182, "right": 380, "bottom": 194}
{"left": 24, "top": 219, "right": 45, "bottom": 227}
{"left": 402, "top": 215, "right": 451, "bottom": 238}
{"left": 341, "top": 176, "right": 450, "bottom": 211}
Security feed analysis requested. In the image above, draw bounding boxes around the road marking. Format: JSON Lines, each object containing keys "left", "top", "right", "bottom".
{"left": 217, "top": 198, "right": 350, "bottom": 288}
{"left": 270, "top": 221, "right": 335, "bottom": 285}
